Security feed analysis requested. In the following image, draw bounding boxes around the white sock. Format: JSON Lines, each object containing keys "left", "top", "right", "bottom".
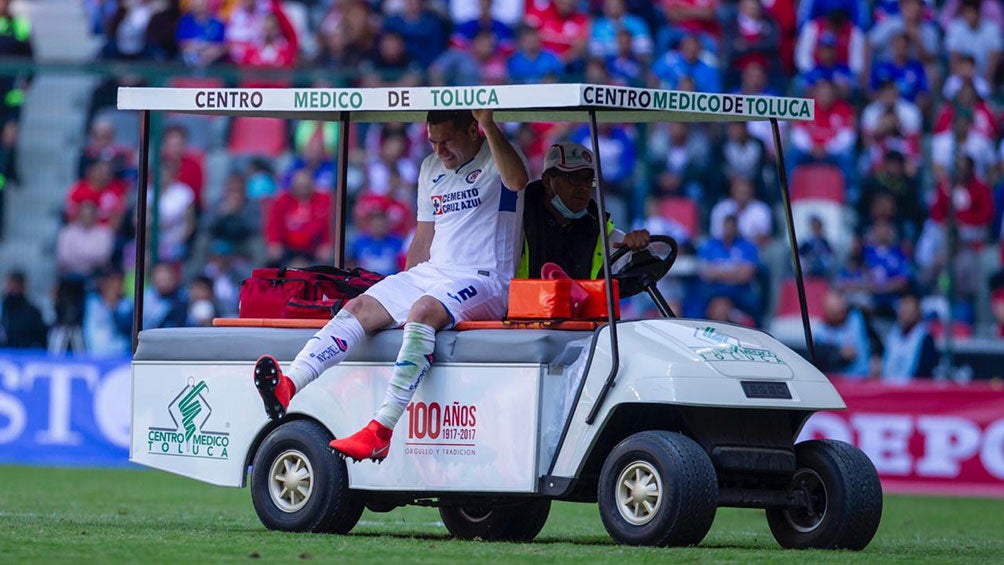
{"left": 287, "top": 309, "right": 365, "bottom": 391}
{"left": 374, "top": 322, "right": 436, "bottom": 429}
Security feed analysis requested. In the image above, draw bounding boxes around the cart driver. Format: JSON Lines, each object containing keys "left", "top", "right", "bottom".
{"left": 253, "top": 109, "right": 529, "bottom": 462}
{"left": 517, "top": 141, "right": 650, "bottom": 280}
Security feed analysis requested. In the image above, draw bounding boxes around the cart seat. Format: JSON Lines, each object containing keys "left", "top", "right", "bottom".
{"left": 133, "top": 324, "right": 596, "bottom": 365}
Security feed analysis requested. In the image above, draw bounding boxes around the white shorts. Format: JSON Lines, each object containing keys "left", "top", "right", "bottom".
{"left": 364, "top": 262, "right": 507, "bottom": 328}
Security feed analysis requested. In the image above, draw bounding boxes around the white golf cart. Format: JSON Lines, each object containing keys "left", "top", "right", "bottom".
{"left": 121, "top": 84, "right": 882, "bottom": 549}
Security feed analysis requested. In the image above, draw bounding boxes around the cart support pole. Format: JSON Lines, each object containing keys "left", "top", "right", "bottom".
{"left": 330, "top": 111, "right": 351, "bottom": 268}
{"left": 131, "top": 110, "right": 151, "bottom": 354}
{"left": 770, "top": 118, "right": 816, "bottom": 363}
{"left": 586, "top": 109, "right": 620, "bottom": 425}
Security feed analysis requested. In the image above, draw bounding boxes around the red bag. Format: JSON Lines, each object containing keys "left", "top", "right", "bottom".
{"left": 239, "top": 265, "right": 384, "bottom": 319}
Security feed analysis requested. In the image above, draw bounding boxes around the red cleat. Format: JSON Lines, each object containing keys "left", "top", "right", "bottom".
{"left": 330, "top": 420, "right": 393, "bottom": 462}
{"left": 253, "top": 355, "right": 296, "bottom": 420}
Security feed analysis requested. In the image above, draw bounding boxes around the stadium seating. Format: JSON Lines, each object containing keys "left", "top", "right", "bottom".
{"left": 658, "top": 197, "right": 699, "bottom": 241}
{"left": 791, "top": 164, "right": 845, "bottom": 203}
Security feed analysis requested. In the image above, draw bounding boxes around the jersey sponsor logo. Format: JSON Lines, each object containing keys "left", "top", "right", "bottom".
{"left": 431, "top": 187, "right": 481, "bottom": 216}
{"left": 465, "top": 169, "right": 482, "bottom": 184}
{"left": 446, "top": 285, "right": 478, "bottom": 304}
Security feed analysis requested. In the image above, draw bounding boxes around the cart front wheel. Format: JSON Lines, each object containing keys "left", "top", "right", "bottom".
{"left": 598, "top": 431, "right": 718, "bottom": 546}
{"left": 251, "top": 420, "right": 364, "bottom": 533}
{"left": 766, "top": 439, "right": 882, "bottom": 550}
{"left": 439, "top": 498, "right": 551, "bottom": 541}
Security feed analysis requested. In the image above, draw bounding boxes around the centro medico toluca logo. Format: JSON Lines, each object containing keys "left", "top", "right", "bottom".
{"left": 147, "top": 378, "right": 230, "bottom": 459}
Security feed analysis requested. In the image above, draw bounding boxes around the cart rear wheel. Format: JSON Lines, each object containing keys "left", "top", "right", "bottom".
{"left": 251, "top": 420, "right": 364, "bottom": 533}
{"left": 766, "top": 439, "right": 882, "bottom": 550}
{"left": 598, "top": 431, "right": 717, "bottom": 546}
{"left": 439, "top": 499, "right": 551, "bottom": 541}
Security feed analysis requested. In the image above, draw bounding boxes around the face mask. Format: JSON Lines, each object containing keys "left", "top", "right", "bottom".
{"left": 551, "top": 194, "right": 588, "bottom": 219}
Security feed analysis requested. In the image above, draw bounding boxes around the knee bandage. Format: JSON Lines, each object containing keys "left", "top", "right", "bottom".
{"left": 374, "top": 322, "right": 436, "bottom": 429}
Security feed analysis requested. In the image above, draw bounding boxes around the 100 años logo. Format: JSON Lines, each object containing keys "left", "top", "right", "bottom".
{"left": 147, "top": 378, "right": 229, "bottom": 459}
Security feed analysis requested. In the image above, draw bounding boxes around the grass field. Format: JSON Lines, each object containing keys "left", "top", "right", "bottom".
{"left": 0, "top": 466, "right": 1001, "bottom": 563}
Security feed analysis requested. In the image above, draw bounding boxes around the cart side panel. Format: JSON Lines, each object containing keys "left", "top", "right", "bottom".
{"left": 131, "top": 361, "right": 268, "bottom": 487}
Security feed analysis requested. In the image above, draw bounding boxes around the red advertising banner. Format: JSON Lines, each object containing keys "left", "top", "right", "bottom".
{"left": 798, "top": 379, "right": 1004, "bottom": 498}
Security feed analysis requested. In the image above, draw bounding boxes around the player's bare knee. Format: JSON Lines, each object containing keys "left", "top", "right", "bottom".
{"left": 344, "top": 296, "right": 393, "bottom": 332}
{"left": 406, "top": 297, "right": 450, "bottom": 328}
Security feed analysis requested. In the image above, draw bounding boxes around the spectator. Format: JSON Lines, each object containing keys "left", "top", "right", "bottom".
{"left": 787, "top": 79, "right": 857, "bottom": 201}
{"left": 718, "top": 122, "right": 768, "bottom": 197}
{"left": 0, "top": 0, "right": 32, "bottom": 208}
{"left": 238, "top": 12, "right": 297, "bottom": 68}
{"left": 430, "top": 29, "right": 508, "bottom": 86}
{"left": 226, "top": 0, "right": 295, "bottom": 65}
{"left": 56, "top": 201, "right": 115, "bottom": 278}
{"left": 933, "top": 82, "right": 998, "bottom": 145}
{"left": 942, "top": 54, "right": 992, "bottom": 100}
{"left": 205, "top": 171, "right": 259, "bottom": 256}
{"left": 858, "top": 150, "right": 924, "bottom": 242}
{"left": 657, "top": 0, "right": 721, "bottom": 54}
{"left": 66, "top": 160, "right": 129, "bottom": 230}
{"left": 351, "top": 206, "right": 405, "bottom": 275}
{"left": 650, "top": 33, "right": 722, "bottom": 93}
{"left": 358, "top": 31, "right": 424, "bottom": 88}
{"left": 797, "top": 0, "right": 868, "bottom": 28}
{"left": 944, "top": 0, "right": 1002, "bottom": 84}
{"left": 366, "top": 130, "right": 419, "bottom": 197}
{"left": 186, "top": 275, "right": 218, "bottom": 327}
{"left": 315, "top": 0, "right": 378, "bottom": 71}
{"left": 881, "top": 291, "right": 938, "bottom": 381}
{"left": 939, "top": 0, "right": 1004, "bottom": 30}
{"left": 798, "top": 30, "right": 855, "bottom": 99}
{"left": 82, "top": 267, "right": 133, "bottom": 356}
{"left": 649, "top": 122, "right": 712, "bottom": 207}
{"left": 722, "top": 0, "right": 780, "bottom": 88}
{"left": 688, "top": 214, "right": 761, "bottom": 321}
{"left": 812, "top": 288, "right": 878, "bottom": 378}
{"left": 834, "top": 239, "right": 871, "bottom": 310}
{"left": 710, "top": 176, "right": 773, "bottom": 249}
{"left": 451, "top": 0, "right": 515, "bottom": 54}
{"left": 382, "top": 0, "right": 448, "bottom": 68}
{"left": 507, "top": 24, "right": 564, "bottom": 84}
{"left": 281, "top": 133, "right": 336, "bottom": 192}
{"left": 265, "top": 169, "right": 332, "bottom": 264}
{"left": 160, "top": 124, "right": 205, "bottom": 210}
{"left": 588, "top": 0, "right": 652, "bottom": 60}
{"left": 451, "top": 0, "right": 523, "bottom": 27}
{"left": 860, "top": 80, "right": 922, "bottom": 176}
{"left": 868, "top": 0, "right": 940, "bottom": 65}
{"left": 175, "top": 0, "right": 226, "bottom": 67}
{"left": 795, "top": 6, "right": 865, "bottom": 82}
{"left": 77, "top": 117, "right": 136, "bottom": 181}
{"left": 0, "top": 270, "right": 47, "bottom": 349}
{"left": 930, "top": 111, "right": 997, "bottom": 184}
{"left": 605, "top": 29, "right": 645, "bottom": 87}
{"left": 100, "top": 0, "right": 166, "bottom": 60}
{"left": 862, "top": 219, "right": 911, "bottom": 318}
{"left": 245, "top": 157, "right": 278, "bottom": 201}
{"left": 799, "top": 215, "right": 835, "bottom": 278}
{"left": 525, "top": 0, "right": 591, "bottom": 69}
{"left": 869, "top": 32, "right": 929, "bottom": 105}
{"left": 916, "top": 156, "right": 993, "bottom": 321}
{"left": 203, "top": 241, "right": 250, "bottom": 317}
{"left": 151, "top": 163, "right": 196, "bottom": 263}
{"left": 143, "top": 262, "right": 187, "bottom": 329}
{"left": 764, "top": 0, "right": 798, "bottom": 74}
{"left": 145, "top": 0, "right": 180, "bottom": 60}
{"left": 705, "top": 295, "right": 755, "bottom": 327}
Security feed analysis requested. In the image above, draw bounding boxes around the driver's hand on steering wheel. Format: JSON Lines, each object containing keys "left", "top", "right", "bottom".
{"left": 613, "top": 229, "right": 651, "bottom": 251}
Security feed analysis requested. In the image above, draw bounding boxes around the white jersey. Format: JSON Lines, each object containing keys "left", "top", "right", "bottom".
{"left": 416, "top": 140, "right": 524, "bottom": 276}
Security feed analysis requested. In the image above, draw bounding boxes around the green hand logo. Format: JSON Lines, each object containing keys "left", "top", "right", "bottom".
{"left": 178, "top": 381, "right": 209, "bottom": 442}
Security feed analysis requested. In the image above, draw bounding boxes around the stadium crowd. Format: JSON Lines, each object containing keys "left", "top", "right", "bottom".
{"left": 0, "top": 0, "right": 1002, "bottom": 381}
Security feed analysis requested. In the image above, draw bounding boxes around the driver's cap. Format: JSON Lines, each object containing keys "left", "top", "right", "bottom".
{"left": 543, "top": 142, "right": 594, "bottom": 173}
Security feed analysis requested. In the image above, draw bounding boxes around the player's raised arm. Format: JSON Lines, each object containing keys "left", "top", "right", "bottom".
{"left": 472, "top": 109, "right": 529, "bottom": 191}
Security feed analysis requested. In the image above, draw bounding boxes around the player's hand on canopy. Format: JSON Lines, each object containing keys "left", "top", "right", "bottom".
{"left": 613, "top": 229, "right": 651, "bottom": 251}
{"left": 472, "top": 109, "right": 494, "bottom": 127}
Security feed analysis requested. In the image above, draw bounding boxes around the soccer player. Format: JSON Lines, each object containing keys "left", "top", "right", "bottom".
{"left": 253, "top": 109, "right": 529, "bottom": 462}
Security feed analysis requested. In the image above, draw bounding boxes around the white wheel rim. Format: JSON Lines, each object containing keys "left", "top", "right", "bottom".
{"left": 783, "top": 468, "right": 827, "bottom": 533}
{"left": 268, "top": 449, "right": 314, "bottom": 513}
{"left": 615, "top": 460, "right": 663, "bottom": 526}
{"left": 457, "top": 505, "right": 494, "bottom": 523}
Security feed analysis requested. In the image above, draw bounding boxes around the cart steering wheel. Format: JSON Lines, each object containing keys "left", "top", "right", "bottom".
{"left": 609, "top": 235, "right": 679, "bottom": 314}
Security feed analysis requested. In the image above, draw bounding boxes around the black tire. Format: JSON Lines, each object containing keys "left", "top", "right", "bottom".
{"left": 597, "top": 431, "right": 718, "bottom": 547}
{"left": 251, "top": 420, "right": 364, "bottom": 533}
{"left": 766, "top": 439, "right": 883, "bottom": 550}
{"left": 439, "top": 498, "right": 551, "bottom": 541}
